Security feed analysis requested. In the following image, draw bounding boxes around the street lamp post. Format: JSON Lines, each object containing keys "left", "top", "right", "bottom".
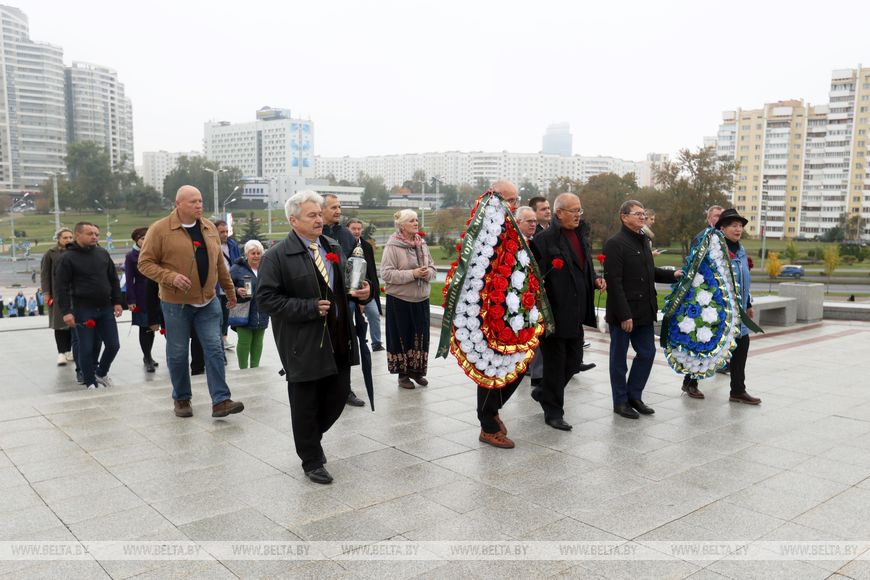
{"left": 8, "top": 193, "right": 30, "bottom": 262}
{"left": 417, "top": 179, "right": 427, "bottom": 230}
{"left": 51, "top": 172, "right": 65, "bottom": 231}
{"left": 204, "top": 167, "right": 228, "bottom": 219}
{"left": 222, "top": 185, "right": 241, "bottom": 219}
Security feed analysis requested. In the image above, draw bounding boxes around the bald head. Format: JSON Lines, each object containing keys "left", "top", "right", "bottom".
{"left": 175, "top": 185, "right": 203, "bottom": 223}
{"left": 491, "top": 179, "right": 519, "bottom": 210}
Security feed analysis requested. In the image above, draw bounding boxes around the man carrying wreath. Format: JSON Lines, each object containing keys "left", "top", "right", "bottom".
{"left": 532, "top": 193, "right": 605, "bottom": 431}
{"left": 439, "top": 179, "right": 554, "bottom": 448}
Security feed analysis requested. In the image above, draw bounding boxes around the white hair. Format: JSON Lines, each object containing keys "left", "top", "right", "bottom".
{"left": 285, "top": 190, "right": 324, "bottom": 220}
{"left": 244, "top": 239, "right": 264, "bottom": 255}
{"left": 514, "top": 206, "right": 535, "bottom": 221}
{"left": 393, "top": 209, "right": 418, "bottom": 233}
{"left": 553, "top": 192, "right": 579, "bottom": 211}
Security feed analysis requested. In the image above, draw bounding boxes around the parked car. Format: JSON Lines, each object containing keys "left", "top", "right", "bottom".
{"left": 779, "top": 265, "right": 805, "bottom": 278}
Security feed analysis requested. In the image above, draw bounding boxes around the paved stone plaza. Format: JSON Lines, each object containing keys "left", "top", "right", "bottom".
{"left": 1, "top": 313, "right": 869, "bottom": 578}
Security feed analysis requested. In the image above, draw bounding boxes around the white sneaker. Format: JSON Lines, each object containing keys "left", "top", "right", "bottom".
{"left": 65, "top": 351, "right": 74, "bottom": 361}
{"left": 94, "top": 374, "right": 114, "bottom": 388}
{"left": 57, "top": 353, "right": 68, "bottom": 366}
{"left": 85, "top": 384, "right": 98, "bottom": 390}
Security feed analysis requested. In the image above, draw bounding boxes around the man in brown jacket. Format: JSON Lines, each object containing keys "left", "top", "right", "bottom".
{"left": 138, "top": 185, "right": 244, "bottom": 419}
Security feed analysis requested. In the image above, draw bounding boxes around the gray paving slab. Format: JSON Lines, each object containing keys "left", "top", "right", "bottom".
{"left": 0, "top": 318, "right": 868, "bottom": 577}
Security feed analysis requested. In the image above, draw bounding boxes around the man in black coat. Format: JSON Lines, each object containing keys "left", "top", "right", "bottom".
{"left": 322, "top": 193, "right": 367, "bottom": 407}
{"left": 604, "top": 200, "right": 682, "bottom": 419}
{"left": 532, "top": 193, "right": 605, "bottom": 431}
{"left": 256, "top": 191, "right": 371, "bottom": 484}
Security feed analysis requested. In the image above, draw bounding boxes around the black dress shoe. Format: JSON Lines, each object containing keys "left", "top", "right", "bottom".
{"left": 629, "top": 399, "right": 655, "bottom": 415}
{"left": 545, "top": 418, "right": 573, "bottom": 431}
{"left": 305, "top": 466, "right": 333, "bottom": 484}
{"left": 613, "top": 403, "right": 639, "bottom": 419}
{"left": 144, "top": 358, "right": 156, "bottom": 373}
{"left": 530, "top": 387, "right": 542, "bottom": 402}
{"left": 371, "top": 344, "right": 385, "bottom": 352}
{"left": 577, "top": 362, "right": 596, "bottom": 372}
{"left": 530, "top": 377, "right": 542, "bottom": 387}
{"left": 346, "top": 391, "right": 365, "bottom": 407}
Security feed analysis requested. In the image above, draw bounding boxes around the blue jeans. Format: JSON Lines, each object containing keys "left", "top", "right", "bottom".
{"left": 162, "top": 298, "right": 231, "bottom": 405}
{"left": 608, "top": 323, "right": 656, "bottom": 406}
{"left": 73, "top": 306, "right": 120, "bottom": 385}
{"left": 364, "top": 299, "right": 382, "bottom": 347}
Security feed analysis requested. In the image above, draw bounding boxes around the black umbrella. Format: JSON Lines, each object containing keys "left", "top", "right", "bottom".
{"left": 354, "top": 307, "right": 375, "bottom": 411}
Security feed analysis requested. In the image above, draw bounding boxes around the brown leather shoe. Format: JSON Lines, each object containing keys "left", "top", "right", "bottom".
{"left": 682, "top": 381, "right": 705, "bottom": 399}
{"left": 494, "top": 414, "right": 507, "bottom": 436}
{"left": 398, "top": 376, "right": 415, "bottom": 389}
{"left": 479, "top": 430, "right": 515, "bottom": 449}
{"left": 410, "top": 374, "right": 429, "bottom": 387}
{"left": 174, "top": 399, "right": 193, "bottom": 418}
{"left": 729, "top": 392, "right": 761, "bottom": 405}
{"left": 212, "top": 399, "right": 245, "bottom": 417}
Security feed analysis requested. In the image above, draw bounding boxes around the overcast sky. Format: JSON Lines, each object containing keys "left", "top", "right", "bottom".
{"left": 14, "top": 0, "right": 870, "bottom": 165}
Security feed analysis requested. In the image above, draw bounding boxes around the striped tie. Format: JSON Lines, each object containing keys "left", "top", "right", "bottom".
{"left": 309, "top": 242, "right": 328, "bottom": 284}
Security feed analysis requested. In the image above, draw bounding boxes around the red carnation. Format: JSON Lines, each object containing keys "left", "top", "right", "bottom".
{"left": 596, "top": 254, "right": 606, "bottom": 264}
{"left": 130, "top": 305, "right": 140, "bottom": 313}
{"left": 521, "top": 292, "right": 535, "bottom": 310}
{"left": 159, "top": 328, "right": 166, "bottom": 335}
{"left": 497, "top": 327, "right": 515, "bottom": 343}
{"left": 83, "top": 319, "right": 96, "bottom": 329}
{"left": 192, "top": 241, "right": 202, "bottom": 248}
{"left": 460, "top": 232, "right": 466, "bottom": 239}
{"left": 747, "top": 257, "right": 754, "bottom": 270}
{"left": 497, "top": 264, "right": 512, "bottom": 278}
{"left": 728, "top": 251, "right": 735, "bottom": 259}
{"left": 379, "top": 286, "right": 385, "bottom": 293}
{"left": 528, "top": 276, "right": 539, "bottom": 293}
{"left": 489, "top": 290, "right": 506, "bottom": 306}
{"left": 455, "top": 243, "right": 462, "bottom": 252}
{"left": 47, "top": 298, "right": 54, "bottom": 307}
{"left": 519, "top": 328, "right": 534, "bottom": 344}
{"left": 505, "top": 240, "right": 519, "bottom": 254}
{"left": 492, "top": 276, "right": 509, "bottom": 292}
{"left": 551, "top": 258, "right": 565, "bottom": 270}
{"left": 488, "top": 304, "right": 505, "bottom": 320}
{"left": 490, "top": 317, "right": 506, "bottom": 332}
{"left": 417, "top": 231, "right": 425, "bottom": 238}
{"left": 502, "top": 253, "right": 516, "bottom": 267}
{"left": 325, "top": 252, "right": 340, "bottom": 264}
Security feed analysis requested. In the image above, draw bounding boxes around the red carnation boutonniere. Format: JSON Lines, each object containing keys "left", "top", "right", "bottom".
{"left": 192, "top": 241, "right": 202, "bottom": 248}
{"left": 551, "top": 258, "right": 565, "bottom": 270}
{"left": 325, "top": 252, "right": 340, "bottom": 265}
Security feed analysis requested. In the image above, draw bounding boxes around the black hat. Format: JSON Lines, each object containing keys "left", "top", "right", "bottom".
{"left": 715, "top": 208, "right": 748, "bottom": 229}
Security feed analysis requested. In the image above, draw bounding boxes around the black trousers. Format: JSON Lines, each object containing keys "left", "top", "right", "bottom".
{"left": 139, "top": 327, "right": 155, "bottom": 360}
{"left": 287, "top": 366, "right": 351, "bottom": 472}
{"left": 729, "top": 335, "right": 750, "bottom": 395}
{"left": 477, "top": 373, "right": 523, "bottom": 434}
{"left": 538, "top": 335, "right": 583, "bottom": 420}
{"left": 54, "top": 329, "right": 72, "bottom": 354}
{"left": 219, "top": 294, "right": 230, "bottom": 337}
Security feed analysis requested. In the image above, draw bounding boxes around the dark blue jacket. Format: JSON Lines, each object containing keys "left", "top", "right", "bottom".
{"left": 229, "top": 257, "right": 270, "bottom": 330}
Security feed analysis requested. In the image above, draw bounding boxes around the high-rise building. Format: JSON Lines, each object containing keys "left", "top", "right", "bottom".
{"left": 542, "top": 122, "right": 573, "bottom": 157}
{"left": 315, "top": 150, "right": 653, "bottom": 192}
{"left": 0, "top": 5, "right": 66, "bottom": 190}
{"left": 716, "top": 66, "right": 870, "bottom": 240}
{"left": 203, "top": 107, "right": 314, "bottom": 179}
{"left": 141, "top": 150, "right": 200, "bottom": 190}
{"left": 65, "top": 61, "right": 134, "bottom": 169}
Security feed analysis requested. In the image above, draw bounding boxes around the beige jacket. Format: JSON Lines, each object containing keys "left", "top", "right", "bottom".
{"left": 137, "top": 210, "right": 234, "bottom": 305}
{"left": 380, "top": 233, "right": 436, "bottom": 303}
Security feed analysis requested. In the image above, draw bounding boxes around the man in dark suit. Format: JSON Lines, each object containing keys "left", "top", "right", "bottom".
{"left": 256, "top": 191, "right": 371, "bottom": 484}
{"left": 346, "top": 218, "right": 383, "bottom": 351}
{"left": 604, "top": 200, "right": 682, "bottom": 419}
{"left": 528, "top": 196, "right": 551, "bottom": 235}
{"left": 532, "top": 193, "right": 605, "bottom": 430}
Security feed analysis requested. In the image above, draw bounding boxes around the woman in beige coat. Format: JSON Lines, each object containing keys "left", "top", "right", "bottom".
{"left": 380, "top": 210, "right": 437, "bottom": 389}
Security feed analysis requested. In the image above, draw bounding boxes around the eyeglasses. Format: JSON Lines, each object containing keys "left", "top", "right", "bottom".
{"left": 624, "top": 212, "right": 647, "bottom": 218}
{"left": 518, "top": 218, "right": 537, "bottom": 224}
{"left": 560, "top": 208, "right": 584, "bottom": 215}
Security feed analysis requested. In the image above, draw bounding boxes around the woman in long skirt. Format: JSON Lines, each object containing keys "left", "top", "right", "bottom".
{"left": 380, "top": 210, "right": 437, "bottom": 389}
